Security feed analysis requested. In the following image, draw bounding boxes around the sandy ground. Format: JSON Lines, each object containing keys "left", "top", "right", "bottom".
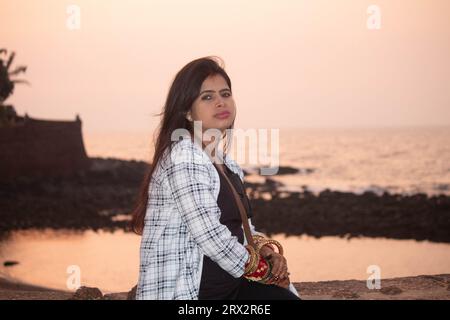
{"left": 1, "top": 274, "right": 449, "bottom": 300}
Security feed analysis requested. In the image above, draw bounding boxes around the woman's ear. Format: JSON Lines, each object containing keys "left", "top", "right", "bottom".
{"left": 186, "top": 111, "right": 193, "bottom": 122}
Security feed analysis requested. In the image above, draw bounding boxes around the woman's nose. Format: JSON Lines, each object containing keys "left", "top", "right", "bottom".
{"left": 215, "top": 96, "right": 225, "bottom": 108}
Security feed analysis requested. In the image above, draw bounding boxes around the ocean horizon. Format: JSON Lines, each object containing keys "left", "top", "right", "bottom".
{"left": 83, "top": 126, "right": 450, "bottom": 197}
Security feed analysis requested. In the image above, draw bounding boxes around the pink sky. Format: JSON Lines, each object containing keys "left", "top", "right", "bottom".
{"left": 1, "top": 0, "right": 449, "bottom": 133}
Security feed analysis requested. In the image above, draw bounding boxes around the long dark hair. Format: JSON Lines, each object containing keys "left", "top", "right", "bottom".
{"left": 130, "top": 56, "right": 234, "bottom": 235}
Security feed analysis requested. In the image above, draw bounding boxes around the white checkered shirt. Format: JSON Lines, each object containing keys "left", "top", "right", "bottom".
{"left": 135, "top": 136, "right": 265, "bottom": 300}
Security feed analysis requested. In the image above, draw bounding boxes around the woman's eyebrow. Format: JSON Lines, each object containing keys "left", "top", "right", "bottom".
{"left": 199, "top": 88, "right": 231, "bottom": 95}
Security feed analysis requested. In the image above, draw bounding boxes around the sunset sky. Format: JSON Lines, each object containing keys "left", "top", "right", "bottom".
{"left": 1, "top": 0, "right": 449, "bottom": 133}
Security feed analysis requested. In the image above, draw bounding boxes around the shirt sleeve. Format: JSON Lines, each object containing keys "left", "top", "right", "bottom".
{"left": 163, "top": 155, "right": 249, "bottom": 278}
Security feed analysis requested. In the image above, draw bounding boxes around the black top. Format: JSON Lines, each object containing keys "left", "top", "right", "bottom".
{"left": 198, "top": 164, "right": 253, "bottom": 300}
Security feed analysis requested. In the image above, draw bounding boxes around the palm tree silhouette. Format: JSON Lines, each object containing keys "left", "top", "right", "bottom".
{"left": 0, "top": 49, "right": 30, "bottom": 125}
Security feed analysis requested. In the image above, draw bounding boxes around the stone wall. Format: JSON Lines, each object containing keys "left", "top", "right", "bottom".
{"left": 0, "top": 116, "right": 90, "bottom": 180}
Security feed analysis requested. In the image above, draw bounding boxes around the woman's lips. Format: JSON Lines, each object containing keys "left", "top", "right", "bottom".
{"left": 215, "top": 111, "right": 230, "bottom": 119}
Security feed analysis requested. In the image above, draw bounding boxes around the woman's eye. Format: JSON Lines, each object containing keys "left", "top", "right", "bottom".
{"left": 201, "top": 92, "right": 231, "bottom": 100}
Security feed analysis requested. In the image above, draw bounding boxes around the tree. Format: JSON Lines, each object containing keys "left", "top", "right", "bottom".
{"left": 0, "top": 49, "right": 30, "bottom": 126}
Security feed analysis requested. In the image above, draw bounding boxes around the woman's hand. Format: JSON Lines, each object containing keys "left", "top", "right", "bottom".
{"left": 259, "top": 246, "right": 290, "bottom": 288}
{"left": 267, "top": 252, "right": 290, "bottom": 287}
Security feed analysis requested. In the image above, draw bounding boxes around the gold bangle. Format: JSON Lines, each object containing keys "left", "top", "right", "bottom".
{"left": 244, "top": 245, "right": 259, "bottom": 274}
{"left": 252, "top": 235, "right": 266, "bottom": 245}
{"left": 255, "top": 240, "right": 270, "bottom": 255}
{"left": 253, "top": 234, "right": 266, "bottom": 241}
{"left": 253, "top": 235, "right": 269, "bottom": 249}
{"left": 253, "top": 235, "right": 277, "bottom": 255}
{"left": 247, "top": 253, "right": 259, "bottom": 274}
{"left": 256, "top": 239, "right": 284, "bottom": 256}
{"left": 261, "top": 243, "right": 276, "bottom": 251}
{"left": 264, "top": 239, "right": 284, "bottom": 256}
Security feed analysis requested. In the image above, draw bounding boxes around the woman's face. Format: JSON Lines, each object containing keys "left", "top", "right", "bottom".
{"left": 188, "top": 74, "right": 236, "bottom": 134}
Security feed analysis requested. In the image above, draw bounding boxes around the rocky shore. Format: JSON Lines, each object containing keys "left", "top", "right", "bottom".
{"left": 1, "top": 157, "right": 449, "bottom": 243}
{"left": 1, "top": 274, "right": 449, "bottom": 300}
{"left": 248, "top": 185, "right": 450, "bottom": 242}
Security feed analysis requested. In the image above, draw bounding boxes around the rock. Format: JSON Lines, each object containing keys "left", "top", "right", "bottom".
{"left": 275, "top": 166, "right": 299, "bottom": 175}
{"left": 332, "top": 289, "right": 360, "bottom": 299}
{"left": 380, "top": 286, "right": 403, "bottom": 295}
{"left": 127, "top": 285, "right": 137, "bottom": 300}
{"left": 2, "top": 274, "right": 450, "bottom": 300}
{"left": 103, "top": 292, "right": 129, "bottom": 300}
{"left": 69, "top": 286, "right": 104, "bottom": 300}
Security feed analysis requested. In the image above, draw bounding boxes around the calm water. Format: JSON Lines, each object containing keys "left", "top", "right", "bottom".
{"left": 1, "top": 230, "right": 450, "bottom": 293}
{"left": 84, "top": 126, "right": 450, "bottom": 196}
{"left": 2, "top": 126, "right": 449, "bottom": 292}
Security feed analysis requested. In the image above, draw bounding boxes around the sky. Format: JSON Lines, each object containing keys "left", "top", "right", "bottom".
{"left": 1, "top": 0, "right": 450, "bottom": 133}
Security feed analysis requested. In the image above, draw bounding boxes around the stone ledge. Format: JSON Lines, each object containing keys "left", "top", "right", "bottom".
{"left": 2, "top": 274, "right": 449, "bottom": 300}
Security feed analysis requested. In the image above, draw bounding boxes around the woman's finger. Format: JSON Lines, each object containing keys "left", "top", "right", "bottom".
{"left": 275, "top": 256, "right": 287, "bottom": 275}
{"left": 280, "top": 266, "right": 289, "bottom": 280}
{"left": 270, "top": 256, "right": 283, "bottom": 278}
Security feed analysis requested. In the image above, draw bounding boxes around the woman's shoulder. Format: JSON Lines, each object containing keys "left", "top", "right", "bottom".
{"left": 156, "top": 136, "right": 244, "bottom": 180}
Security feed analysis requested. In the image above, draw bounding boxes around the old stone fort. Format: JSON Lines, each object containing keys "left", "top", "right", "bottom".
{"left": 0, "top": 111, "right": 90, "bottom": 181}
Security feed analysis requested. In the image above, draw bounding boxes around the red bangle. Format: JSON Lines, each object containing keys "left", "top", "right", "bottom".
{"left": 245, "top": 255, "right": 272, "bottom": 282}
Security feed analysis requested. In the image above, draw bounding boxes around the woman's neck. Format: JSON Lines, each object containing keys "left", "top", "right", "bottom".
{"left": 191, "top": 131, "right": 223, "bottom": 159}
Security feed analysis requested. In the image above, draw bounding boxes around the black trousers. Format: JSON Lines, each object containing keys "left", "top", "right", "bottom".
{"left": 223, "top": 278, "right": 301, "bottom": 300}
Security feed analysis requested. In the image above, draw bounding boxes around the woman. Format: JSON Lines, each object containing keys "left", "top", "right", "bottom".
{"left": 131, "top": 56, "right": 300, "bottom": 300}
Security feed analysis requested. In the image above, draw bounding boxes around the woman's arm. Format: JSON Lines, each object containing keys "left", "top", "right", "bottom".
{"left": 164, "top": 159, "right": 249, "bottom": 278}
